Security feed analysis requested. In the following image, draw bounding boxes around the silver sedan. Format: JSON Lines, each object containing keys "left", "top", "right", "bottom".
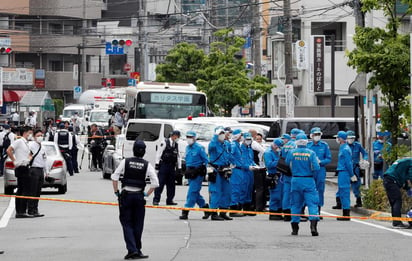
{"left": 3, "top": 141, "right": 68, "bottom": 194}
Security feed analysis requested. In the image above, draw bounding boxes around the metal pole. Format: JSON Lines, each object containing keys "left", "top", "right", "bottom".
{"left": 82, "top": 0, "right": 87, "bottom": 91}
{"left": 283, "top": 0, "right": 293, "bottom": 85}
{"left": 331, "top": 35, "right": 335, "bottom": 117}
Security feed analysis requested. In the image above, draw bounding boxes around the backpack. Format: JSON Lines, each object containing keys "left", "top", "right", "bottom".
{"left": 2, "top": 132, "right": 11, "bottom": 153}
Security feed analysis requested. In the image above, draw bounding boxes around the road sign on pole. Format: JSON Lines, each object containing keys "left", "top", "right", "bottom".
{"left": 73, "top": 86, "right": 82, "bottom": 99}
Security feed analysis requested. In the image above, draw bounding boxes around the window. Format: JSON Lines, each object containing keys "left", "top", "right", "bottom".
{"left": 164, "top": 124, "right": 173, "bottom": 138}
{"left": 50, "top": 61, "right": 63, "bottom": 71}
{"left": 126, "top": 123, "right": 160, "bottom": 141}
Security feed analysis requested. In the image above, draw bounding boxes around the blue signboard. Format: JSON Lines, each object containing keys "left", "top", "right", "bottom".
{"left": 105, "top": 42, "right": 124, "bottom": 55}
{"left": 128, "top": 78, "right": 136, "bottom": 87}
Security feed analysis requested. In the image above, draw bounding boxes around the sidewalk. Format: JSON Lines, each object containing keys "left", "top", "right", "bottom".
{"left": 325, "top": 172, "right": 392, "bottom": 220}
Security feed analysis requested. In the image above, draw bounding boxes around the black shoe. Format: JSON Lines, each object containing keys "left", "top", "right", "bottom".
{"left": 332, "top": 197, "right": 342, "bottom": 209}
{"left": 337, "top": 209, "right": 351, "bottom": 221}
{"left": 211, "top": 213, "right": 225, "bottom": 221}
{"left": 291, "top": 222, "right": 299, "bottom": 236}
{"left": 0, "top": 250, "right": 4, "bottom": 254}
{"left": 15, "top": 213, "right": 34, "bottom": 219}
{"left": 132, "top": 251, "right": 148, "bottom": 259}
{"left": 166, "top": 202, "right": 178, "bottom": 206}
{"left": 219, "top": 210, "right": 233, "bottom": 220}
{"left": 310, "top": 220, "right": 319, "bottom": 236}
{"left": 392, "top": 222, "right": 408, "bottom": 229}
{"left": 202, "top": 203, "right": 212, "bottom": 219}
{"left": 179, "top": 210, "right": 189, "bottom": 220}
{"left": 29, "top": 213, "right": 45, "bottom": 218}
{"left": 229, "top": 205, "right": 244, "bottom": 217}
{"left": 354, "top": 197, "right": 362, "bottom": 208}
{"left": 152, "top": 201, "right": 159, "bottom": 206}
{"left": 269, "top": 210, "right": 283, "bottom": 220}
{"left": 125, "top": 252, "right": 138, "bottom": 259}
{"left": 283, "top": 209, "right": 291, "bottom": 222}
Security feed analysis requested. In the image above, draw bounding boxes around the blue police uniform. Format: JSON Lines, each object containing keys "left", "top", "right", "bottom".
{"left": 286, "top": 134, "right": 320, "bottom": 236}
{"left": 348, "top": 141, "right": 368, "bottom": 199}
{"left": 281, "top": 139, "right": 296, "bottom": 219}
{"left": 373, "top": 140, "right": 391, "bottom": 180}
{"left": 208, "top": 132, "right": 232, "bottom": 219}
{"left": 263, "top": 144, "right": 283, "bottom": 218}
{"left": 184, "top": 141, "right": 209, "bottom": 209}
{"left": 230, "top": 139, "right": 247, "bottom": 208}
{"left": 337, "top": 141, "right": 354, "bottom": 212}
{"left": 307, "top": 140, "right": 331, "bottom": 207}
{"left": 240, "top": 140, "right": 255, "bottom": 206}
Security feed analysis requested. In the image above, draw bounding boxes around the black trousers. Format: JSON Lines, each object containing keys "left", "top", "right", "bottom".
{"left": 252, "top": 168, "right": 267, "bottom": 211}
{"left": 153, "top": 163, "right": 176, "bottom": 204}
{"left": 71, "top": 149, "right": 79, "bottom": 173}
{"left": 15, "top": 166, "right": 31, "bottom": 215}
{"left": 119, "top": 191, "right": 146, "bottom": 254}
{"left": 90, "top": 146, "right": 103, "bottom": 169}
{"left": 383, "top": 176, "right": 402, "bottom": 225}
{"left": 28, "top": 167, "right": 44, "bottom": 215}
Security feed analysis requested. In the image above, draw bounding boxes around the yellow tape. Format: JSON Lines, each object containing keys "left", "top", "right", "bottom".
{"left": 0, "top": 194, "right": 411, "bottom": 222}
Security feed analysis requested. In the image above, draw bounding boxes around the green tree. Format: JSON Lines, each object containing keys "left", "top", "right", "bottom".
{"left": 347, "top": 0, "right": 411, "bottom": 154}
{"left": 155, "top": 42, "right": 206, "bottom": 83}
{"left": 197, "top": 29, "right": 274, "bottom": 116}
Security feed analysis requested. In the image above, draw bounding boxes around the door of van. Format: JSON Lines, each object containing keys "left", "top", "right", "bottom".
{"left": 124, "top": 121, "right": 164, "bottom": 166}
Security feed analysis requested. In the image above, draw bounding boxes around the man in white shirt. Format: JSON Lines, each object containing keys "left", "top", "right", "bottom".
{"left": 28, "top": 130, "right": 47, "bottom": 217}
{"left": 249, "top": 129, "right": 266, "bottom": 212}
{"left": 7, "top": 126, "right": 34, "bottom": 218}
{"left": 26, "top": 111, "right": 36, "bottom": 128}
{"left": 11, "top": 112, "right": 19, "bottom": 126}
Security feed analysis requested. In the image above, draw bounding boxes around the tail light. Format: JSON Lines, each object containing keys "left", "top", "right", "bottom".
{"left": 198, "top": 113, "right": 205, "bottom": 117}
{"left": 51, "top": 160, "right": 64, "bottom": 169}
{"left": 5, "top": 161, "right": 15, "bottom": 169}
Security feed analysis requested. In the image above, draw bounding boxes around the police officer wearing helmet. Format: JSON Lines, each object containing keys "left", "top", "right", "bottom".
{"left": 153, "top": 130, "right": 182, "bottom": 205}
{"left": 307, "top": 127, "right": 331, "bottom": 217}
{"left": 179, "top": 130, "right": 209, "bottom": 220}
{"left": 54, "top": 123, "right": 74, "bottom": 176}
{"left": 286, "top": 133, "right": 320, "bottom": 236}
{"left": 112, "top": 140, "right": 159, "bottom": 260}
{"left": 335, "top": 131, "right": 357, "bottom": 221}
{"left": 346, "top": 130, "right": 368, "bottom": 208}
{"left": 263, "top": 138, "right": 284, "bottom": 220}
{"left": 206, "top": 127, "right": 232, "bottom": 221}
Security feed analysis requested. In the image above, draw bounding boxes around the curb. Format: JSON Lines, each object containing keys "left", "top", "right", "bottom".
{"left": 326, "top": 177, "right": 392, "bottom": 222}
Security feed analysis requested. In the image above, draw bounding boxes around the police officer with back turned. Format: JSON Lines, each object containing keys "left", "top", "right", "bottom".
{"left": 153, "top": 130, "right": 181, "bottom": 205}
{"left": 112, "top": 140, "right": 159, "bottom": 260}
{"left": 54, "top": 123, "right": 73, "bottom": 176}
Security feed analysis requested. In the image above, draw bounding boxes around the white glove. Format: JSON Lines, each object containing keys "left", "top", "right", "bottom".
{"left": 359, "top": 160, "right": 370, "bottom": 169}
{"left": 249, "top": 166, "right": 256, "bottom": 171}
{"left": 351, "top": 175, "right": 358, "bottom": 182}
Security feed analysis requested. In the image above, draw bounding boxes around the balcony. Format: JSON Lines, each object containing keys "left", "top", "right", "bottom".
{"left": 45, "top": 71, "right": 102, "bottom": 91}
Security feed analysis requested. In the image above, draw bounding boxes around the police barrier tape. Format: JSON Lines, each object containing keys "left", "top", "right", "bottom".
{"left": 0, "top": 194, "right": 411, "bottom": 222}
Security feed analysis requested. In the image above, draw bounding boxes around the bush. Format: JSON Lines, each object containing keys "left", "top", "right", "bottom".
{"left": 362, "top": 179, "right": 412, "bottom": 213}
{"left": 362, "top": 180, "right": 389, "bottom": 211}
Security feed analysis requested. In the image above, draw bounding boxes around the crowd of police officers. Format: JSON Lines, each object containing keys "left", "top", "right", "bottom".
{"left": 138, "top": 125, "right": 410, "bottom": 239}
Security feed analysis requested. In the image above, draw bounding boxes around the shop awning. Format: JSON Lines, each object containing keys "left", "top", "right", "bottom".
{"left": 3, "top": 90, "right": 28, "bottom": 102}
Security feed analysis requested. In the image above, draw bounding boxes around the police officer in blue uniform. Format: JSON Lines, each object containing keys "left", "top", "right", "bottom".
{"left": 241, "top": 132, "right": 257, "bottom": 214}
{"left": 153, "top": 130, "right": 181, "bottom": 205}
{"left": 335, "top": 131, "right": 357, "bottom": 221}
{"left": 179, "top": 131, "right": 209, "bottom": 220}
{"left": 207, "top": 127, "right": 232, "bottom": 221}
{"left": 112, "top": 140, "right": 159, "bottom": 260}
{"left": 373, "top": 133, "right": 392, "bottom": 180}
{"left": 280, "top": 129, "right": 299, "bottom": 221}
{"left": 346, "top": 130, "right": 368, "bottom": 207}
{"left": 264, "top": 138, "right": 284, "bottom": 220}
{"left": 286, "top": 133, "right": 320, "bottom": 236}
{"left": 307, "top": 127, "right": 331, "bottom": 216}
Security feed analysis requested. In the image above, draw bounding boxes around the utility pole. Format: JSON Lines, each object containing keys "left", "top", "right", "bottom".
{"left": 252, "top": 0, "right": 261, "bottom": 76}
{"left": 82, "top": 0, "right": 87, "bottom": 91}
{"left": 283, "top": 0, "right": 293, "bottom": 85}
{"left": 138, "top": 0, "right": 147, "bottom": 81}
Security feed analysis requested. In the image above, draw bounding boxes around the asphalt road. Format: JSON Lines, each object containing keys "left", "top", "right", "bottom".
{"left": 0, "top": 163, "right": 411, "bottom": 260}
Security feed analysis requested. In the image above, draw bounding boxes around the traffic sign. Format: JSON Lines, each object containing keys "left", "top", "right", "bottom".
{"left": 105, "top": 42, "right": 124, "bottom": 55}
{"left": 123, "top": 63, "right": 131, "bottom": 71}
{"left": 128, "top": 78, "right": 136, "bottom": 87}
{"left": 73, "top": 86, "right": 82, "bottom": 99}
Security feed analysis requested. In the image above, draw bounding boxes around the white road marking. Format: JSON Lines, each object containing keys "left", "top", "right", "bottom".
{"left": 0, "top": 197, "right": 14, "bottom": 228}
{"left": 322, "top": 210, "right": 412, "bottom": 237}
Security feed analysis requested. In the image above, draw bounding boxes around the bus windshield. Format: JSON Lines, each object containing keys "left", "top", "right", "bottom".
{"left": 134, "top": 92, "right": 206, "bottom": 119}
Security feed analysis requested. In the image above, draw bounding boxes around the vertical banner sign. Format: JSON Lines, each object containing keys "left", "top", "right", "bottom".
{"left": 0, "top": 67, "right": 3, "bottom": 107}
{"left": 285, "top": 84, "right": 294, "bottom": 118}
{"left": 313, "top": 36, "right": 325, "bottom": 92}
{"left": 296, "top": 40, "right": 308, "bottom": 70}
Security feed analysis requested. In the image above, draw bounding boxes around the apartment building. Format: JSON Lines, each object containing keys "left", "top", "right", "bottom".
{"left": 0, "top": 0, "right": 104, "bottom": 103}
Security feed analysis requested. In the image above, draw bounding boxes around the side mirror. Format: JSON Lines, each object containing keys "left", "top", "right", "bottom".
{"left": 85, "top": 116, "right": 89, "bottom": 121}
